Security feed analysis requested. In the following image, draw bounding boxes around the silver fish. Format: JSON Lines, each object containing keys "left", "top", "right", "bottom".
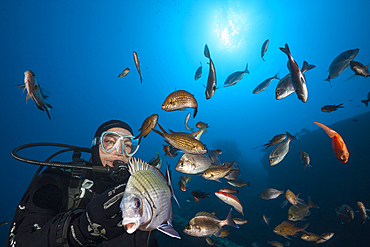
{"left": 324, "top": 48, "right": 359, "bottom": 87}
{"left": 194, "top": 61, "right": 202, "bottom": 81}
{"left": 269, "top": 131, "right": 297, "bottom": 166}
{"left": 261, "top": 39, "right": 269, "bottom": 61}
{"left": 253, "top": 72, "right": 279, "bottom": 94}
{"left": 299, "top": 150, "right": 311, "bottom": 170}
{"left": 175, "top": 153, "right": 212, "bottom": 174}
{"left": 343, "top": 61, "right": 370, "bottom": 83}
{"left": 275, "top": 61, "right": 315, "bottom": 100}
{"left": 120, "top": 158, "right": 180, "bottom": 238}
{"left": 259, "top": 187, "right": 286, "bottom": 200}
{"left": 279, "top": 44, "right": 308, "bottom": 103}
{"left": 224, "top": 64, "right": 249, "bottom": 87}
{"left": 227, "top": 179, "right": 250, "bottom": 188}
{"left": 183, "top": 208, "right": 238, "bottom": 237}
{"left": 204, "top": 44, "right": 217, "bottom": 99}
{"left": 184, "top": 112, "right": 194, "bottom": 131}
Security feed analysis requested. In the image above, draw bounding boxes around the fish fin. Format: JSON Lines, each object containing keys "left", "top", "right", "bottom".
{"left": 194, "top": 196, "right": 199, "bottom": 204}
{"left": 245, "top": 63, "right": 249, "bottom": 74}
{"left": 337, "top": 103, "right": 344, "bottom": 108}
{"left": 279, "top": 43, "right": 290, "bottom": 56}
{"left": 193, "top": 107, "right": 198, "bottom": 118}
{"left": 205, "top": 192, "right": 211, "bottom": 199}
{"left": 307, "top": 196, "right": 319, "bottom": 209}
{"left": 246, "top": 181, "right": 250, "bottom": 187}
{"left": 300, "top": 223, "right": 310, "bottom": 234}
{"left": 213, "top": 229, "right": 222, "bottom": 237}
{"left": 285, "top": 131, "right": 297, "bottom": 141}
{"left": 45, "top": 107, "right": 52, "bottom": 120}
{"left": 166, "top": 164, "right": 181, "bottom": 209}
{"left": 342, "top": 74, "right": 357, "bottom": 83}
{"left": 157, "top": 223, "right": 181, "bottom": 239}
{"left": 215, "top": 179, "right": 222, "bottom": 183}
{"left": 314, "top": 122, "right": 337, "bottom": 138}
{"left": 262, "top": 57, "right": 265, "bottom": 61}
{"left": 46, "top": 103, "right": 53, "bottom": 109}
{"left": 204, "top": 44, "right": 210, "bottom": 58}
{"left": 361, "top": 100, "right": 369, "bottom": 107}
{"left": 283, "top": 235, "right": 292, "bottom": 240}
{"left": 224, "top": 208, "right": 239, "bottom": 229}
{"left": 301, "top": 61, "right": 316, "bottom": 73}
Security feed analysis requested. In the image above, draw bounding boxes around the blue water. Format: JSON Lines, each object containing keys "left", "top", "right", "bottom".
{"left": 1, "top": 0, "right": 370, "bottom": 246}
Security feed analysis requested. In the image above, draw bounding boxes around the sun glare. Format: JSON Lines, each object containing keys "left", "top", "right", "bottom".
{"left": 214, "top": 4, "right": 246, "bottom": 49}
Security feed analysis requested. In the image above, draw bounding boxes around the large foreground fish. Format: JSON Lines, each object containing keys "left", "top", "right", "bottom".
{"left": 120, "top": 158, "right": 181, "bottom": 238}
{"left": 324, "top": 48, "right": 359, "bottom": 87}
{"left": 20, "top": 70, "right": 53, "bottom": 119}
{"left": 204, "top": 44, "right": 217, "bottom": 99}
{"left": 224, "top": 64, "right": 249, "bottom": 88}
{"left": 279, "top": 44, "right": 308, "bottom": 103}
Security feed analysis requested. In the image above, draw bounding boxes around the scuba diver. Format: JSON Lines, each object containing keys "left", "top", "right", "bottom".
{"left": 6, "top": 120, "right": 158, "bottom": 247}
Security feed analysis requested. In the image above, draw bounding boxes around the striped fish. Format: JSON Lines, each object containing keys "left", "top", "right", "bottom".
{"left": 120, "top": 158, "right": 181, "bottom": 239}
{"left": 153, "top": 124, "right": 207, "bottom": 154}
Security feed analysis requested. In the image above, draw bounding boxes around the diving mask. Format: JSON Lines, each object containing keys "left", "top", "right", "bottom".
{"left": 92, "top": 131, "right": 139, "bottom": 156}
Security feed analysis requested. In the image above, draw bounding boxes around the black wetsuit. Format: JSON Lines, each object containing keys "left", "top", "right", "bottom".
{"left": 6, "top": 166, "right": 158, "bottom": 247}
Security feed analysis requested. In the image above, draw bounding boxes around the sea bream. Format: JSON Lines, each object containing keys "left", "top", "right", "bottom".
{"left": 261, "top": 39, "right": 269, "bottom": 61}
{"left": 194, "top": 61, "right": 202, "bottom": 81}
{"left": 224, "top": 64, "right": 249, "bottom": 88}
{"left": 120, "top": 158, "right": 180, "bottom": 238}
{"left": 273, "top": 221, "right": 309, "bottom": 240}
{"left": 335, "top": 204, "right": 355, "bottom": 224}
{"left": 204, "top": 44, "right": 217, "bottom": 99}
{"left": 153, "top": 124, "right": 207, "bottom": 154}
{"left": 357, "top": 201, "right": 370, "bottom": 224}
{"left": 162, "top": 90, "right": 198, "bottom": 118}
{"left": 279, "top": 44, "right": 309, "bottom": 103}
{"left": 288, "top": 197, "right": 319, "bottom": 221}
{"left": 21, "top": 70, "right": 53, "bottom": 119}
{"left": 299, "top": 150, "right": 311, "bottom": 170}
{"left": 175, "top": 153, "right": 212, "bottom": 174}
{"left": 275, "top": 61, "right": 316, "bottom": 100}
{"left": 269, "top": 131, "right": 297, "bottom": 166}
{"left": 324, "top": 48, "right": 359, "bottom": 87}
{"left": 133, "top": 51, "right": 143, "bottom": 83}
{"left": 253, "top": 72, "right": 279, "bottom": 94}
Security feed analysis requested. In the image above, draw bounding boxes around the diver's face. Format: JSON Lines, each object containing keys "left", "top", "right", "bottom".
{"left": 99, "top": 127, "right": 133, "bottom": 167}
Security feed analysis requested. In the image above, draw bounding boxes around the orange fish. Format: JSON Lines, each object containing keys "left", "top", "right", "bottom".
{"left": 314, "top": 122, "right": 349, "bottom": 163}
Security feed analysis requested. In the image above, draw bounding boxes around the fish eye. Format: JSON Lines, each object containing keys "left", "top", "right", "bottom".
{"left": 133, "top": 198, "right": 141, "bottom": 209}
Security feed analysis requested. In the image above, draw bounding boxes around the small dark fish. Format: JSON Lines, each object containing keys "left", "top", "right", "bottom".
{"left": 259, "top": 187, "right": 286, "bottom": 200}
{"left": 118, "top": 67, "right": 130, "bottom": 77}
{"left": 361, "top": 91, "right": 370, "bottom": 107}
{"left": 133, "top": 51, "right": 143, "bottom": 83}
{"left": 324, "top": 48, "right": 359, "bottom": 87}
{"left": 261, "top": 39, "right": 269, "bottom": 61}
{"left": 162, "top": 90, "right": 198, "bottom": 118}
{"left": 191, "top": 190, "right": 211, "bottom": 204}
{"left": 350, "top": 61, "right": 369, "bottom": 77}
{"left": 224, "top": 64, "right": 249, "bottom": 88}
{"left": 134, "top": 114, "right": 158, "bottom": 145}
{"left": 163, "top": 144, "right": 179, "bottom": 159}
{"left": 204, "top": 44, "right": 217, "bottom": 99}
{"left": 227, "top": 179, "right": 250, "bottom": 188}
{"left": 353, "top": 119, "right": 358, "bottom": 122}
{"left": 194, "top": 61, "right": 202, "bottom": 81}
{"left": 148, "top": 152, "right": 162, "bottom": 169}
{"left": 336, "top": 204, "right": 354, "bottom": 224}
{"left": 300, "top": 150, "right": 311, "bottom": 170}
{"left": 357, "top": 201, "right": 370, "bottom": 224}
{"left": 0, "top": 221, "right": 8, "bottom": 226}
{"left": 264, "top": 134, "right": 287, "bottom": 149}
{"left": 321, "top": 103, "right": 344, "bottom": 113}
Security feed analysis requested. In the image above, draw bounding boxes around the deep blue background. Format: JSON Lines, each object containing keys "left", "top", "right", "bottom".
{"left": 1, "top": 1, "right": 370, "bottom": 246}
